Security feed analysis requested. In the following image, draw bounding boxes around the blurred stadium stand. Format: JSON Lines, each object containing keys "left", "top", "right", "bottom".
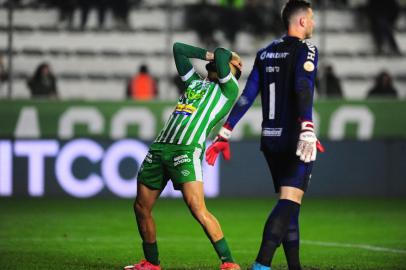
{"left": 1, "top": 0, "right": 406, "bottom": 100}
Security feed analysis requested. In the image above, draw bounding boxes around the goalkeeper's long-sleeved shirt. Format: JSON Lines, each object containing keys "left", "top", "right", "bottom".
{"left": 225, "top": 35, "right": 318, "bottom": 152}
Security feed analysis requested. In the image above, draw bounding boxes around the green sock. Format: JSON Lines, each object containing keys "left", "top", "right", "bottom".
{"left": 213, "top": 238, "right": 234, "bottom": 263}
{"left": 142, "top": 242, "right": 159, "bottom": 265}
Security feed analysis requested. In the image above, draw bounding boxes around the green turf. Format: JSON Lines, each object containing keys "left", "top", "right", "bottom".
{"left": 0, "top": 198, "right": 405, "bottom": 270}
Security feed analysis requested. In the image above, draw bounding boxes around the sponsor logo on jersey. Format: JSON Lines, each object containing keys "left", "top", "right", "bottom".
{"left": 260, "top": 51, "right": 289, "bottom": 60}
{"left": 181, "top": 170, "right": 191, "bottom": 176}
{"left": 266, "top": 66, "right": 280, "bottom": 73}
{"left": 262, "top": 128, "right": 283, "bottom": 137}
{"left": 174, "top": 104, "right": 197, "bottom": 116}
{"left": 174, "top": 154, "right": 191, "bottom": 166}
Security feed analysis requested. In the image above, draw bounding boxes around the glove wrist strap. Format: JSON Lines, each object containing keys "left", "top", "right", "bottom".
{"left": 301, "top": 121, "right": 314, "bottom": 133}
{"left": 219, "top": 126, "right": 232, "bottom": 140}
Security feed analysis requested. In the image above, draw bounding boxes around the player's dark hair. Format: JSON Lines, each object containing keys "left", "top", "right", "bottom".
{"left": 281, "top": 0, "right": 311, "bottom": 30}
{"left": 205, "top": 61, "right": 216, "bottom": 73}
{"left": 205, "top": 62, "right": 241, "bottom": 80}
{"left": 233, "top": 67, "right": 241, "bottom": 80}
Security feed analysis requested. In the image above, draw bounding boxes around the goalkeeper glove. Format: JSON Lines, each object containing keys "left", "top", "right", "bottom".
{"left": 296, "top": 121, "right": 325, "bottom": 163}
{"left": 205, "top": 125, "right": 232, "bottom": 166}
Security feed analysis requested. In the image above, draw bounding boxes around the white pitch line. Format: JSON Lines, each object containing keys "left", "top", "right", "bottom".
{"left": 1, "top": 237, "right": 405, "bottom": 255}
{"left": 301, "top": 240, "right": 406, "bottom": 254}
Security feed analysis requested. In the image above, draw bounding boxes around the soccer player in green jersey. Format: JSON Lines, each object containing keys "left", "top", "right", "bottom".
{"left": 124, "top": 42, "right": 242, "bottom": 270}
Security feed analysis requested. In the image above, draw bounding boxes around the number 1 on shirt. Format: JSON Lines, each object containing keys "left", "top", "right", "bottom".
{"left": 269, "top": 82, "right": 275, "bottom": 120}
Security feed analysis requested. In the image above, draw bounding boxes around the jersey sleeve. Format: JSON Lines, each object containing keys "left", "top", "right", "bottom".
{"left": 294, "top": 42, "right": 318, "bottom": 122}
{"left": 225, "top": 53, "right": 261, "bottom": 129}
{"left": 173, "top": 42, "right": 206, "bottom": 87}
{"left": 214, "top": 47, "right": 239, "bottom": 100}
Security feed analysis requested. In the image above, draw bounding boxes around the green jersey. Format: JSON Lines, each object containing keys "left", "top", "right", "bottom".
{"left": 155, "top": 43, "right": 239, "bottom": 148}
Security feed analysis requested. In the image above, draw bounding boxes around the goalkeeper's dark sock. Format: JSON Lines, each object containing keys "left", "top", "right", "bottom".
{"left": 255, "top": 199, "right": 300, "bottom": 267}
{"left": 142, "top": 242, "right": 159, "bottom": 265}
{"left": 212, "top": 237, "right": 234, "bottom": 263}
{"left": 282, "top": 207, "right": 302, "bottom": 270}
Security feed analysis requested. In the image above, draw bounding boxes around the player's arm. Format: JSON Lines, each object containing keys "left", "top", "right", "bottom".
{"left": 206, "top": 55, "right": 261, "bottom": 166}
{"left": 294, "top": 43, "right": 324, "bottom": 163}
{"left": 173, "top": 42, "right": 213, "bottom": 87}
{"left": 213, "top": 47, "right": 240, "bottom": 100}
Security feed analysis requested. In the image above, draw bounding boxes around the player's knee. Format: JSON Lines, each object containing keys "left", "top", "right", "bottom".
{"left": 134, "top": 200, "right": 151, "bottom": 218}
{"left": 188, "top": 202, "right": 207, "bottom": 223}
{"left": 193, "top": 209, "right": 210, "bottom": 225}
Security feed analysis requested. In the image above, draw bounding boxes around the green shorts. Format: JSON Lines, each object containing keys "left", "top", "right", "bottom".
{"left": 137, "top": 142, "right": 204, "bottom": 190}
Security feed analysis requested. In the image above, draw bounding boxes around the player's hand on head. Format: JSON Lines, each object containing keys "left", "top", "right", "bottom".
{"left": 296, "top": 121, "right": 324, "bottom": 163}
{"left": 206, "top": 51, "right": 214, "bottom": 61}
{"left": 205, "top": 126, "right": 232, "bottom": 166}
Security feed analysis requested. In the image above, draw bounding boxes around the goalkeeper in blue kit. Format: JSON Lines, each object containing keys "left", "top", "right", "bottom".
{"left": 206, "top": 1, "right": 324, "bottom": 270}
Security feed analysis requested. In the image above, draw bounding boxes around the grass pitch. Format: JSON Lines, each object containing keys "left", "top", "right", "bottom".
{"left": 0, "top": 198, "right": 405, "bottom": 270}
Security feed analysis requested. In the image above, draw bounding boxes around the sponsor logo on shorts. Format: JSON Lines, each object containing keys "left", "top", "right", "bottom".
{"left": 174, "top": 154, "right": 191, "bottom": 166}
{"left": 181, "top": 170, "right": 190, "bottom": 176}
{"left": 262, "top": 128, "right": 283, "bottom": 137}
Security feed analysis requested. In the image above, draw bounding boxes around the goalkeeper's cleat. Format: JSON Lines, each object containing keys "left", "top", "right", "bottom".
{"left": 220, "top": 262, "right": 241, "bottom": 270}
{"left": 124, "top": 259, "right": 161, "bottom": 270}
{"left": 251, "top": 262, "right": 271, "bottom": 270}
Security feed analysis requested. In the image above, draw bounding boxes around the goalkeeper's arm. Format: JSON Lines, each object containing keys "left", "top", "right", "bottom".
{"left": 205, "top": 61, "right": 260, "bottom": 166}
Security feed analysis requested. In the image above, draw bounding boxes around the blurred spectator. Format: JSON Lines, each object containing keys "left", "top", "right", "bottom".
{"left": 243, "top": 0, "right": 266, "bottom": 38}
{"left": 95, "top": 0, "right": 110, "bottom": 30}
{"left": 243, "top": 0, "right": 284, "bottom": 37}
{"left": 78, "top": 0, "right": 133, "bottom": 30}
{"left": 127, "top": 64, "right": 158, "bottom": 100}
{"left": 186, "top": 0, "right": 218, "bottom": 48}
{"left": 367, "top": 71, "right": 398, "bottom": 98}
{"left": 78, "top": 0, "right": 93, "bottom": 30}
{"left": 317, "top": 65, "right": 343, "bottom": 98}
{"left": 27, "top": 62, "right": 58, "bottom": 98}
{"left": 111, "top": 0, "right": 131, "bottom": 29}
{"left": 57, "top": 0, "right": 76, "bottom": 29}
{"left": 366, "top": 0, "right": 402, "bottom": 55}
{"left": 218, "top": 0, "right": 244, "bottom": 47}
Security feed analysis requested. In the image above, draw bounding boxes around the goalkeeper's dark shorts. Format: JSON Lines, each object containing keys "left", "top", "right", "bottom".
{"left": 261, "top": 147, "right": 313, "bottom": 193}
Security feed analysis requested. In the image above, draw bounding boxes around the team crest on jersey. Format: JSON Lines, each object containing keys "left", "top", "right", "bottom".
{"left": 185, "top": 80, "right": 210, "bottom": 100}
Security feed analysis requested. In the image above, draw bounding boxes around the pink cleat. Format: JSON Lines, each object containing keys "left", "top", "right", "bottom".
{"left": 220, "top": 262, "right": 241, "bottom": 270}
{"left": 124, "top": 259, "right": 161, "bottom": 270}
